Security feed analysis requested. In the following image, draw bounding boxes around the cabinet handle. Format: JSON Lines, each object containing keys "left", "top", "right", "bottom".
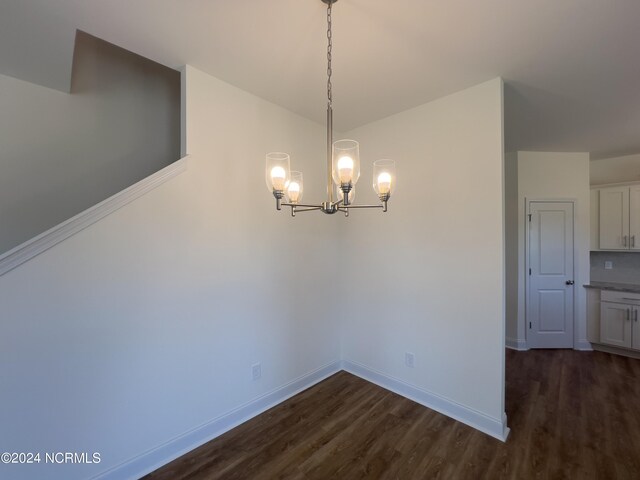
{"left": 636, "top": 310, "right": 638, "bottom": 322}
{"left": 623, "top": 235, "right": 628, "bottom": 247}
{"left": 633, "top": 236, "right": 636, "bottom": 248}
{"left": 627, "top": 309, "right": 631, "bottom": 321}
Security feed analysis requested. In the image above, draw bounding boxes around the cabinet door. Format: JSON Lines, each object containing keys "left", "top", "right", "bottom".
{"left": 600, "top": 302, "right": 632, "bottom": 348}
{"left": 599, "top": 187, "right": 629, "bottom": 249}
{"left": 630, "top": 186, "right": 640, "bottom": 250}
{"left": 586, "top": 288, "right": 601, "bottom": 343}
{"left": 590, "top": 189, "right": 599, "bottom": 250}
{"left": 633, "top": 307, "right": 640, "bottom": 350}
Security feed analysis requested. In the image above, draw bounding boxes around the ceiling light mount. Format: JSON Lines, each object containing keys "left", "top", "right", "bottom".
{"left": 265, "top": 0, "right": 396, "bottom": 217}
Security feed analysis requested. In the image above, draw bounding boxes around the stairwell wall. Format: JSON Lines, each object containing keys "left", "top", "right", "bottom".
{"left": 0, "top": 31, "right": 180, "bottom": 254}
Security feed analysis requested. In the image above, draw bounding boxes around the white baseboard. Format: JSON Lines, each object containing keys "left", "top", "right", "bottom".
{"left": 592, "top": 343, "right": 640, "bottom": 359}
{"left": 341, "top": 359, "right": 509, "bottom": 442}
{"left": 93, "top": 360, "right": 342, "bottom": 480}
{"left": 95, "top": 358, "right": 512, "bottom": 478}
{"left": 574, "top": 340, "right": 593, "bottom": 351}
{"left": 507, "top": 337, "right": 593, "bottom": 352}
{"left": 505, "top": 337, "right": 528, "bottom": 351}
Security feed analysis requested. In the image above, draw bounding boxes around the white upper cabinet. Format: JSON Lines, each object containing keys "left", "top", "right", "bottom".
{"left": 599, "top": 187, "right": 630, "bottom": 249}
{"left": 630, "top": 185, "right": 640, "bottom": 250}
{"left": 590, "top": 189, "right": 599, "bottom": 250}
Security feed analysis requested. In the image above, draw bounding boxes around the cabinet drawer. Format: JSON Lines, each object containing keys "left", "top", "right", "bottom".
{"left": 601, "top": 290, "right": 640, "bottom": 304}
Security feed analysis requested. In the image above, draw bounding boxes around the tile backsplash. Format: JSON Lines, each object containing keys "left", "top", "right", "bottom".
{"left": 591, "top": 251, "right": 640, "bottom": 284}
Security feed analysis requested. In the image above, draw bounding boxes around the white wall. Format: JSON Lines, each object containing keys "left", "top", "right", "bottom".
{"left": 509, "top": 151, "right": 591, "bottom": 349}
{"left": 0, "top": 69, "right": 510, "bottom": 479}
{"left": 590, "top": 152, "right": 640, "bottom": 185}
{"left": 341, "top": 79, "right": 507, "bottom": 434}
{"left": 0, "top": 66, "right": 340, "bottom": 480}
{"left": 0, "top": 32, "right": 180, "bottom": 254}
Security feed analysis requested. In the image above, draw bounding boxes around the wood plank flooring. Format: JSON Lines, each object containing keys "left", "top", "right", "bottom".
{"left": 145, "top": 349, "right": 640, "bottom": 479}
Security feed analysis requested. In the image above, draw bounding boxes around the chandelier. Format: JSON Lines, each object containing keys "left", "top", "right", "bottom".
{"left": 265, "top": 0, "right": 396, "bottom": 217}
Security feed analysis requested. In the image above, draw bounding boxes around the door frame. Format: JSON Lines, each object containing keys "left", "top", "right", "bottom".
{"left": 524, "top": 198, "right": 577, "bottom": 349}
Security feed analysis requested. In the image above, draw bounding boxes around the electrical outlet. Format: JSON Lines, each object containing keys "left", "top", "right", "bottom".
{"left": 252, "top": 363, "right": 261, "bottom": 381}
{"left": 405, "top": 352, "right": 415, "bottom": 368}
{"left": 604, "top": 261, "right": 613, "bottom": 270}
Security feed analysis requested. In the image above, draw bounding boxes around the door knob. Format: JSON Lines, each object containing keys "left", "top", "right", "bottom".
{"left": 565, "top": 280, "right": 575, "bottom": 285}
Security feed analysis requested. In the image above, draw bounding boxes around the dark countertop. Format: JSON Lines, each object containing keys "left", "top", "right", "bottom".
{"left": 584, "top": 281, "right": 640, "bottom": 293}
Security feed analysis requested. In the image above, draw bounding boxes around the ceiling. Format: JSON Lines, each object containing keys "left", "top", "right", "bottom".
{"left": 1, "top": 0, "right": 639, "bottom": 159}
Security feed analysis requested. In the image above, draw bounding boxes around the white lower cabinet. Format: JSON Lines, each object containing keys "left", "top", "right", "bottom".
{"left": 600, "top": 302, "right": 634, "bottom": 348}
{"left": 599, "top": 290, "right": 640, "bottom": 350}
{"left": 634, "top": 308, "right": 640, "bottom": 349}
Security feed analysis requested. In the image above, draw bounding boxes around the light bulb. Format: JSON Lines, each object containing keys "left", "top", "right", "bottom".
{"left": 287, "top": 181, "right": 300, "bottom": 203}
{"left": 270, "top": 166, "right": 286, "bottom": 191}
{"left": 377, "top": 172, "right": 392, "bottom": 195}
{"left": 338, "top": 155, "right": 354, "bottom": 183}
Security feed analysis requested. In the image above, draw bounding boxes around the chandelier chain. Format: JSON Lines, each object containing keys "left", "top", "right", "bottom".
{"left": 327, "top": 1, "right": 332, "bottom": 107}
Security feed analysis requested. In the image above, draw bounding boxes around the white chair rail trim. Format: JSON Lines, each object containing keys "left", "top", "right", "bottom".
{"left": 0, "top": 156, "right": 189, "bottom": 277}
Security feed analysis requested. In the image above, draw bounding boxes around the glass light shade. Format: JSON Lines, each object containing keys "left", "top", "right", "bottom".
{"left": 373, "top": 159, "right": 396, "bottom": 199}
{"left": 286, "top": 171, "right": 304, "bottom": 204}
{"left": 332, "top": 140, "right": 360, "bottom": 187}
{"left": 265, "top": 152, "right": 291, "bottom": 193}
{"left": 336, "top": 185, "right": 355, "bottom": 203}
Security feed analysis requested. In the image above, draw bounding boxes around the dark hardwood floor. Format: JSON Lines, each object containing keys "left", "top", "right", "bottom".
{"left": 145, "top": 350, "right": 640, "bottom": 479}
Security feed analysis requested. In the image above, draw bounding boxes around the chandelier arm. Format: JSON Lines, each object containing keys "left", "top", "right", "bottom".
{"left": 291, "top": 207, "right": 323, "bottom": 212}
{"left": 282, "top": 202, "right": 323, "bottom": 208}
{"left": 343, "top": 204, "right": 385, "bottom": 209}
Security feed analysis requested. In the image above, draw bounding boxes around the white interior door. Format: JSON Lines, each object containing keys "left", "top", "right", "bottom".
{"left": 527, "top": 201, "right": 575, "bottom": 348}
